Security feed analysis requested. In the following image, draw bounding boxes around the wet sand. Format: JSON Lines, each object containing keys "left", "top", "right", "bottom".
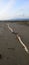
{"left": 0, "top": 22, "right": 29, "bottom": 65}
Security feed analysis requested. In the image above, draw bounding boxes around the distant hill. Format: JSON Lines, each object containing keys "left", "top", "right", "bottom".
{"left": 0, "top": 18, "right": 29, "bottom": 22}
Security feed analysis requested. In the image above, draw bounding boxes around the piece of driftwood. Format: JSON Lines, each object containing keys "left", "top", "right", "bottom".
{"left": 8, "top": 48, "right": 15, "bottom": 50}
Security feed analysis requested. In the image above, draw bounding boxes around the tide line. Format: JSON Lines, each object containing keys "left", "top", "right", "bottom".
{"left": 17, "top": 35, "right": 29, "bottom": 54}
{"left": 7, "top": 24, "right": 29, "bottom": 54}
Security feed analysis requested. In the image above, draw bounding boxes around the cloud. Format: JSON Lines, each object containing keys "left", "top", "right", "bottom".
{"left": 0, "top": 0, "right": 29, "bottom": 20}
{"left": 0, "top": 0, "right": 15, "bottom": 20}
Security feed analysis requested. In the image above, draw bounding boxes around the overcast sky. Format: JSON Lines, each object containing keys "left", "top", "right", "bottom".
{"left": 0, "top": 0, "right": 29, "bottom": 20}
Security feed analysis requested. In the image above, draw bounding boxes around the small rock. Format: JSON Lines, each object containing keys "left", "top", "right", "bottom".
{"left": 0, "top": 54, "right": 2, "bottom": 59}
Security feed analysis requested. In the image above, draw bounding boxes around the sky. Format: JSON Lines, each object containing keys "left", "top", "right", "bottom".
{"left": 0, "top": 0, "right": 29, "bottom": 20}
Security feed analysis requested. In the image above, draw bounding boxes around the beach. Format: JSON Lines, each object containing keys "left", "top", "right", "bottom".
{"left": 0, "top": 22, "right": 29, "bottom": 65}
